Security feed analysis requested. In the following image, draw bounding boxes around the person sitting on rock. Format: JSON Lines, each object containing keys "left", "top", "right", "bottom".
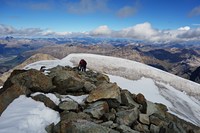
{"left": 79, "top": 59, "right": 87, "bottom": 72}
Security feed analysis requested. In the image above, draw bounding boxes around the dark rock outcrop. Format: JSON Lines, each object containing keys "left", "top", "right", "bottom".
{"left": 190, "top": 66, "right": 200, "bottom": 83}
{"left": 3, "top": 69, "right": 54, "bottom": 93}
{"left": 32, "top": 94, "right": 59, "bottom": 111}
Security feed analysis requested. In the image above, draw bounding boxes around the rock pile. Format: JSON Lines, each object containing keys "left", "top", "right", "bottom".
{"left": 0, "top": 65, "right": 199, "bottom": 133}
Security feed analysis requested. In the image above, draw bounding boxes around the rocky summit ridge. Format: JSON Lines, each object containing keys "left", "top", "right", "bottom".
{"left": 0, "top": 65, "right": 199, "bottom": 133}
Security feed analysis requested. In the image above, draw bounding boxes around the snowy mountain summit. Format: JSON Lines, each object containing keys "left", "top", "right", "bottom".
{"left": 0, "top": 53, "right": 200, "bottom": 133}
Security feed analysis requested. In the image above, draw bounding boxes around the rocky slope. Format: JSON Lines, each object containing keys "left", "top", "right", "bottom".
{"left": 0, "top": 66, "right": 199, "bottom": 133}
{"left": 0, "top": 53, "right": 56, "bottom": 86}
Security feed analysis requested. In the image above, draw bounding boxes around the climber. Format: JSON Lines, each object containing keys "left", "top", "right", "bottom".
{"left": 79, "top": 59, "right": 87, "bottom": 72}
{"left": 40, "top": 66, "right": 46, "bottom": 72}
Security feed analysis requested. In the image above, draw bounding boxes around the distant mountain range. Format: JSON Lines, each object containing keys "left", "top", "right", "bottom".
{"left": 0, "top": 36, "right": 200, "bottom": 84}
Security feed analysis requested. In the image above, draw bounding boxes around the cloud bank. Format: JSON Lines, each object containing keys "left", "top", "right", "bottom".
{"left": 1, "top": 22, "right": 200, "bottom": 44}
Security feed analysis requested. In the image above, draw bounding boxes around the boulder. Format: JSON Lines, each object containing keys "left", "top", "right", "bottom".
{"left": 135, "top": 93, "right": 146, "bottom": 104}
{"left": 84, "top": 101, "right": 109, "bottom": 119}
{"left": 63, "top": 119, "right": 115, "bottom": 133}
{"left": 146, "top": 101, "right": 160, "bottom": 116}
{"left": 58, "top": 100, "right": 78, "bottom": 111}
{"left": 32, "top": 94, "right": 59, "bottom": 111}
{"left": 83, "top": 81, "right": 96, "bottom": 93}
{"left": 149, "top": 114, "right": 165, "bottom": 126}
{"left": 121, "top": 90, "right": 139, "bottom": 108}
{"left": 51, "top": 69, "right": 84, "bottom": 94}
{"left": 116, "top": 108, "right": 139, "bottom": 126}
{"left": 3, "top": 69, "right": 54, "bottom": 93}
{"left": 96, "top": 73, "right": 110, "bottom": 85}
{"left": 150, "top": 124, "right": 160, "bottom": 133}
{"left": 0, "top": 84, "right": 30, "bottom": 115}
{"left": 103, "top": 112, "right": 116, "bottom": 121}
{"left": 139, "top": 114, "right": 150, "bottom": 125}
{"left": 133, "top": 122, "right": 150, "bottom": 133}
{"left": 60, "top": 111, "right": 91, "bottom": 122}
{"left": 116, "top": 125, "right": 140, "bottom": 133}
{"left": 135, "top": 93, "right": 147, "bottom": 113}
{"left": 87, "top": 82, "right": 121, "bottom": 103}
{"left": 101, "top": 121, "right": 118, "bottom": 129}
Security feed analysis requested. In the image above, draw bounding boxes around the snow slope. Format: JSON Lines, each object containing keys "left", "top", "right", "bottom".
{"left": 23, "top": 53, "right": 200, "bottom": 126}
{"left": 0, "top": 95, "right": 60, "bottom": 133}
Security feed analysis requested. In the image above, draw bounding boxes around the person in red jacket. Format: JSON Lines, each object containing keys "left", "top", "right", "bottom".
{"left": 79, "top": 59, "right": 87, "bottom": 72}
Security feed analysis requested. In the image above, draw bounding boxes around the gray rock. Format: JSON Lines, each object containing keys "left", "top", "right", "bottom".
{"left": 139, "top": 114, "right": 150, "bottom": 125}
{"left": 83, "top": 81, "right": 96, "bottom": 93}
{"left": 32, "top": 94, "right": 58, "bottom": 111}
{"left": 167, "top": 122, "right": 186, "bottom": 133}
{"left": 116, "top": 125, "right": 140, "bottom": 133}
{"left": 121, "top": 90, "right": 139, "bottom": 108}
{"left": 150, "top": 124, "right": 160, "bottom": 133}
{"left": 87, "top": 82, "right": 121, "bottom": 103}
{"left": 101, "top": 121, "right": 118, "bottom": 129}
{"left": 64, "top": 119, "right": 114, "bottom": 133}
{"left": 84, "top": 101, "right": 109, "bottom": 119}
{"left": 116, "top": 108, "right": 139, "bottom": 126}
{"left": 146, "top": 101, "right": 159, "bottom": 116}
{"left": 133, "top": 122, "right": 150, "bottom": 133}
{"left": 60, "top": 111, "right": 91, "bottom": 122}
{"left": 103, "top": 112, "right": 116, "bottom": 121}
{"left": 149, "top": 114, "right": 165, "bottom": 126}
{"left": 59, "top": 100, "right": 78, "bottom": 111}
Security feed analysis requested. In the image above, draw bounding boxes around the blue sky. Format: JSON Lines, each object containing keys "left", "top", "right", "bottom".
{"left": 1, "top": 0, "right": 200, "bottom": 43}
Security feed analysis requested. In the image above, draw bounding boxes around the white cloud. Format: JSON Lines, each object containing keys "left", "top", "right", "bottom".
{"left": 90, "top": 25, "right": 112, "bottom": 36}
{"left": 189, "top": 5, "right": 200, "bottom": 17}
{"left": 66, "top": 0, "right": 108, "bottom": 14}
{"left": 117, "top": 6, "right": 137, "bottom": 18}
{"left": 177, "top": 28, "right": 200, "bottom": 39}
{"left": 178, "top": 26, "right": 190, "bottom": 31}
{"left": 120, "top": 22, "right": 158, "bottom": 40}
